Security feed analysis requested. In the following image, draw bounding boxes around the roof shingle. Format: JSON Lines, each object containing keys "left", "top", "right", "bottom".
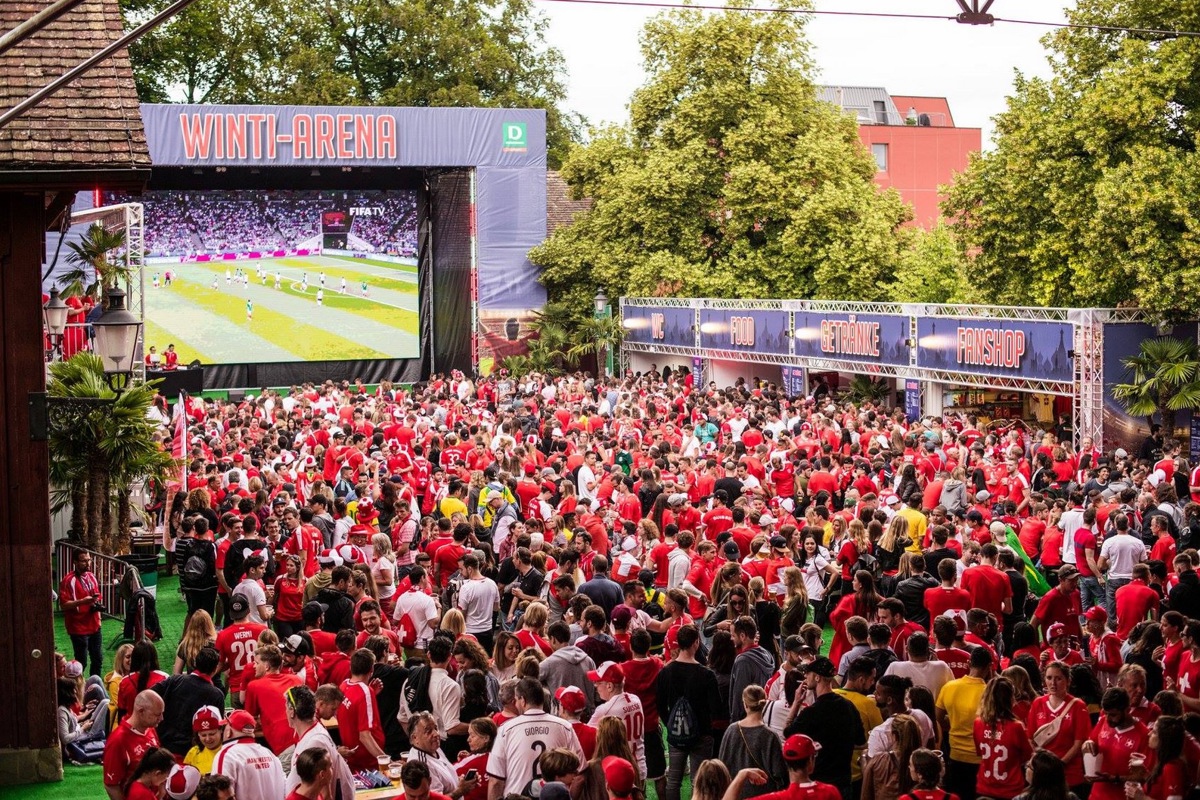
{"left": 546, "top": 170, "right": 590, "bottom": 234}
{"left": 0, "top": 0, "right": 149, "bottom": 172}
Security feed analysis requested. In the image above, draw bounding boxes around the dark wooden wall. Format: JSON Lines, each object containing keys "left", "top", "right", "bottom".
{"left": 0, "top": 190, "right": 56, "bottom": 754}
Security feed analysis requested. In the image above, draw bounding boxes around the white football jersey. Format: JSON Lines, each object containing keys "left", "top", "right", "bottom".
{"left": 487, "top": 709, "right": 584, "bottom": 794}
{"left": 590, "top": 692, "right": 646, "bottom": 776}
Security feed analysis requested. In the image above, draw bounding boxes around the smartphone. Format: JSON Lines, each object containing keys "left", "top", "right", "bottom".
{"left": 465, "top": 770, "right": 478, "bottom": 782}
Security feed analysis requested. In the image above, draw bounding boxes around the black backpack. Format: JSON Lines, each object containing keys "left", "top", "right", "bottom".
{"left": 402, "top": 665, "right": 434, "bottom": 715}
{"left": 181, "top": 539, "right": 214, "bottom": 588}
{"left": 665, "top": 694, "right": 701, "bottom": 747}
{"left": 852, "top": 551, "right": 882, "bottom": 582}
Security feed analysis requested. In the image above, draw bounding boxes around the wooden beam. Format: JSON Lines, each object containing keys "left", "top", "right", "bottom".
{"left": 0, "top": 191, "right": 57, "bottom": 760}
{"left": 43, "top": 190, "right": 75, "bottom": 232}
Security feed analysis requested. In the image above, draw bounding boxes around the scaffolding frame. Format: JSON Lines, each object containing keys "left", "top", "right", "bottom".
{"left": 621, "top": 297, "right": 1159, "bottom": 446}
{"left": 69, "top": 202, "right": 146, "bottom": 384}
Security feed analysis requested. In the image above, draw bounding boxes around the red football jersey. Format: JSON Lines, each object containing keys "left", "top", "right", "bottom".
{"left": 337, "top": 678, "right": 385, "bottom": 770}
{"left": 216, "top": 621, "right": 268, "bottom": 693}
{"left": 1088, "top": 717, "right": 1150, "bottom": 800}
{"left": 973, "top": 718, "right": 1032, "bottom": 799}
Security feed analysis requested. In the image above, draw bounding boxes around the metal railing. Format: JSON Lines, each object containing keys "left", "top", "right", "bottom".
{"left": 54, "top": 540, "right": 131, "bottom": 622}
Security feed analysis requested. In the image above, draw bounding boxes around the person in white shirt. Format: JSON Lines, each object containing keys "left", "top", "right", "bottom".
{"left": 1058, "top": 492, "right": 1087, "bottom": 565}
{"left": 397, "top": 637, "right": 462, "bottom": 741}
{"left": 882, "top": 632, "right": 953, "bottom": 699}
{"left": 456, "top": 554, "right": 500, "bottom": 653}
{"left": 667, "top": 532, "right": 695, "bottom": 590}
{"left": 866, "top": 674, "right": 935, "bottom": 755}
{"left": 233, "top": 556, "right": 272, "bottom": 625}
{"left": 487, "top": 678, "right": 584, "bottom": 800}
{"left": 402, "top": 712, "right": 468, "bottom": 794}
{"left": 213, "top": 710, "right": 286, "bottom": 800}
{"left": 576, "top": 451, "right": 599, "bottom": 503}
{"left": 393, "top": 567, "right": 441, "bottom": 651}
{"left": 587, "top": 661, "right": 647, "bottom": 777}
{"left": 284, "top": 685, "right": 355, "bottom": 800}
{"left": 1097, "top": 514, "right": 1147, "bottom": 622}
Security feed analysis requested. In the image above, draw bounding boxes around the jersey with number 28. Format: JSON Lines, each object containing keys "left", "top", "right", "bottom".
{"left": 486, "top": 709, "right": 585, "bottom": 794}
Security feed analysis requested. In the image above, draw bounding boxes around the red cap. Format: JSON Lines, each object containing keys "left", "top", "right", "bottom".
{"left": 554, "top": 686, "right": 587, "bottom": 714}
{"left": 602, "top": 757, "right": 637, "bottom": 797}
{"left": 586, "top": 661, "right": 624, "bottom": 683}
{"left": 335, "top": 544, "right": 366, "bottom": 564}
{"left": 165, "top": 765, "right": 201, "bottom": 800}
{"left": 782, "top": 734, "right": 821, "bottom": 760}
{"left": 349, "top": 523, "right": 373, "bottom": 539}
{"left": 225, "top": 709, "right": 256, "bottom": 735}
{"left": 1047, "top": 622, "right": 1067, "bottom": 640}
{"left": 357, "top": 500, "right": 378, "bottom": 522}
{"left": 524, "top": 463, "right": 537, "bottom": 475}
{"left": 1084, "top": 606, "right": 1108, "bottom": 623}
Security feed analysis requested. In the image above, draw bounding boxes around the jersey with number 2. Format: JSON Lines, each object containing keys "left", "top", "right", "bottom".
{"left": 973, "top": 718, "right": 1032, "bottom": 799}
{"left": 486, "top": 709, "right": 585, "bottom": 795}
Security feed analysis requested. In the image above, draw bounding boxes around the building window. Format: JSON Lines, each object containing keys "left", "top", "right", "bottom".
{"left": 871, "top": 143, "right": 888, "bottom": 172}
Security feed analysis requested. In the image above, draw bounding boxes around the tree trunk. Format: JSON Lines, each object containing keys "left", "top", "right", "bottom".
{"left": 69, "top": 479, "right": 86, "bottom": 544}
{"left": 100, "top": 473, "right": 114, "bottom": 554}
{"left": 85, "top": 459, "right": 106, "bottom": 551}
{"left": 114, "top": 488, "right": 132, "bottom": 556}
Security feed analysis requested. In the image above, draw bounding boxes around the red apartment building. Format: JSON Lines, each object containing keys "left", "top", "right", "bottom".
{"left": 819, "top": 86, "right": 981, "bottom": 228}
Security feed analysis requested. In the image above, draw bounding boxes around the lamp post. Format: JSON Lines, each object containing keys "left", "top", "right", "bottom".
{"left": 92, "top": 285, "right": 141, "bottom": 394}
{"left": 42, "top": 286, "right": 69, "bottom": 360}
{"left": 594, "top": 289, "right": 611, "bottom": 378}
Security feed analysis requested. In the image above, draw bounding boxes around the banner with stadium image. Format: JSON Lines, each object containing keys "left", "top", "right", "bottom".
{"left": 106, "top": 188, "right": 421, "bottom": 365}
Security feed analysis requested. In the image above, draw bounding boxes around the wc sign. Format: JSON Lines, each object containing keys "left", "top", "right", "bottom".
{"left": 502, "top": 122, "right": 527, "bottom": 153}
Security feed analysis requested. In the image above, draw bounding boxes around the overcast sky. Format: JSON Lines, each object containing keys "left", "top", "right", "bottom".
{"left": 537, "top": 0, "right": 1072, "bottom": 146}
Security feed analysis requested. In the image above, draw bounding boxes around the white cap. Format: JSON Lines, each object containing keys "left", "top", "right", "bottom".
{"left": 1114, "top": 448, "right": 1128, "bottom": 459}
{"left": 621, "top": 536, "right": 638, "bottom": 552}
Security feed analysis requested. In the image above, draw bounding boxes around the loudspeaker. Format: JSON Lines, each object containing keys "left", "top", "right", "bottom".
{"left": 228, "top": 389, "right": 246, "bottom": 403}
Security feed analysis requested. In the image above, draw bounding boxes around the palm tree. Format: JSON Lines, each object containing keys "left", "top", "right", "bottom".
{"left": 567, "top": 314, "right": 625, "bottom": 361}
{"left": 59, "top": 223, "right": 131, "bottom": 305}
{"left": 1110, "top": 336, "right": 1200, "bottom": 428}
{"left": 47, "top": 353, "right": 176, "bottom": 553}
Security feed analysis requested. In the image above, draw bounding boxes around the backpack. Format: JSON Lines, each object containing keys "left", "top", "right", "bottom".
{"left": 396, "top": 610, "right": 419, "bottom": 649}
{"left": 852, "top": 551, "right": 882, "bottom": 582}
{"left": 402, "top": 664, "right": 434, "bottom": 714}
{"left": 665, "top": 694, "right": 701, "bottom": 747}
{"left": 181, "top": 540, "right": 213, "bottom": 587}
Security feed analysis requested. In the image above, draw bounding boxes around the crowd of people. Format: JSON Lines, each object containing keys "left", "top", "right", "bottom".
{"left": 61, "top": 367, "right": 1200, "bottom": 800}
{"left": 112, "top": 189, "right": 419, "bottom": 259}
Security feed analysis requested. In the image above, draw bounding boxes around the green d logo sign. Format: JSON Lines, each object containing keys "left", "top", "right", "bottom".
{"left": 503, "top": 122, "right": 527, "bottom": 152}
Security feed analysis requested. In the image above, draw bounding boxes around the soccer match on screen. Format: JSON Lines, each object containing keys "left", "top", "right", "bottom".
{"left": 108, "top": 189, "right": 421, "bottom": 364}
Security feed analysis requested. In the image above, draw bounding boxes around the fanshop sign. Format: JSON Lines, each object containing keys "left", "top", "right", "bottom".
{"left": 916, "top": 317, "right": 1074, "bottom": 382}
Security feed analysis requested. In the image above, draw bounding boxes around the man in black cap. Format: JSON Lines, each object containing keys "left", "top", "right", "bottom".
{"left": 785, "top": 656, "right": 865, "bottom": 800}
{"left": 300, "top": 601, "right": 337, "bottom": 657}
{"left": 766, "top": 635, "right": 806, "bottom": 702}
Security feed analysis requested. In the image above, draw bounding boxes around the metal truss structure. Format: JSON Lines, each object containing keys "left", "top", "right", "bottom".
{"left": 69, "top": 202, "right": 146, "bottom": 384}
{"left": 620, "top": 297, "right": 1159, "bottom": 446}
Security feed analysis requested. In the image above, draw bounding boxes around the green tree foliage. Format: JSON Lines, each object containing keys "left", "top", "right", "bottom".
{"left": 887, "top": 225, "right": 974, "bottom": 304}
{"left": 944, "top": 0, "right": 1200, "bottom": 316}
{"left": 48, "top": 354, "right": 177, "bottom": 554}
{"left": 530, "top": 4, "right": 911, "bottom": 311}
{"left": 120, "top": 0, "right": 579, "bottom": 165}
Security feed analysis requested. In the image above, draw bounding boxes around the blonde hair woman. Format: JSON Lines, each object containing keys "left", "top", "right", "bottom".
{"left": 173, "top": 610, "right": 216, "bottom": 674}
{"left": 440, "top": 608, "right": 466, "bottom": 638}
{"left": 780, "top": 567, "right": 809, "bottom": 639}
{"left": 371, "top": 533, "right": 396, "bottom": 618}
{"left": 717, "top": 685, "right": 786, "bottom": 797}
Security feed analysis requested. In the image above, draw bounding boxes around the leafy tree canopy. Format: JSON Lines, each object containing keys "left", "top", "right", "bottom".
{"left": 120, "top": 0, "right": 579, "bottom": 165}
{"left": 944, "top": 0, "right": 1200, "bottom": 317}
{"left": 530, "top": 2, "right": 912, "bottom": 317}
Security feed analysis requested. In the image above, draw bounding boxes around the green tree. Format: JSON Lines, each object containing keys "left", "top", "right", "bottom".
{"left": 530, "top": 3, "right": 910, "bottom": 310}
{"left": 59, "top": 223, "right": 131, "bottom": 306}
{"left": 121, "top": 0, "right": 579, "bottom": 165}
{"left": 887, "top": 225, "right": 974, "bottom": 304}
{"left": 48, "top": 354, "right": 177, "bottom": 554}
{"left": 1109, "top": 336, "right": 1200, "bottom": 427}
{"left": 944, "top": 0, "right": 1200, "bottom": 316}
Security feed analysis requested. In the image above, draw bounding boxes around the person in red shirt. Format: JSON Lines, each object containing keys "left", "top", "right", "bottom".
{"left": 243, "top": 644, "right": 303, "bottom": 754}
{"left": 1038, "top": 623, "right": 1086, "bottom": 670}
{"left": 215, "top": 595, "right": 268, "bottom": 699}
{"left": 878, "top": 598, "right": 924, "bottom": 660}
{"left": 286, "top": 745, "right": 336, "bottom": 800}
{"left": 1017, "top": 505, "right": 1047, "bottom": 561}
{"left": 432, "top": 526, "right": 469, "bottom": 590}
{"left": 1084, "top": 607, "right": 1123, "bottom": 689}
{"left": 117, "top": 641, "right": 170, "bottom": 721}
{"left": 960, "top": 543, "right": 1013, "bottom": 625}
{"left": 356, "top": 601, "right": 401, "bottom": 654}
{"left": 932, "top": 614, "right": 972, "bottom": 679}
{"left": 924, "top": 560, "right": 972, "bottom": 629}
{"left": 59, "top": 549, "right": 104, "bottom": 677}
{"left": 725, "top": 732, "right": 842, "bottom": 800}
{"left": 123, "top": 747, "right": 178, "bottom": 800}
{"left": 104, "top": 690, "right": 164, "bottom": 800}
{"left": 701, "top": 493, "right": 734, "bottom": 542}
{"left": 337, "top": 648, "right": 387, "bottom": 770}
{"left": 1032, "top": 565, "right": 1083, "bottom": 644}
{"left": 1083, "top": 688, "right": 1151, "bottom": 800}
{"left": 973, "top": 677, "right": 1032, "bottom": 800}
